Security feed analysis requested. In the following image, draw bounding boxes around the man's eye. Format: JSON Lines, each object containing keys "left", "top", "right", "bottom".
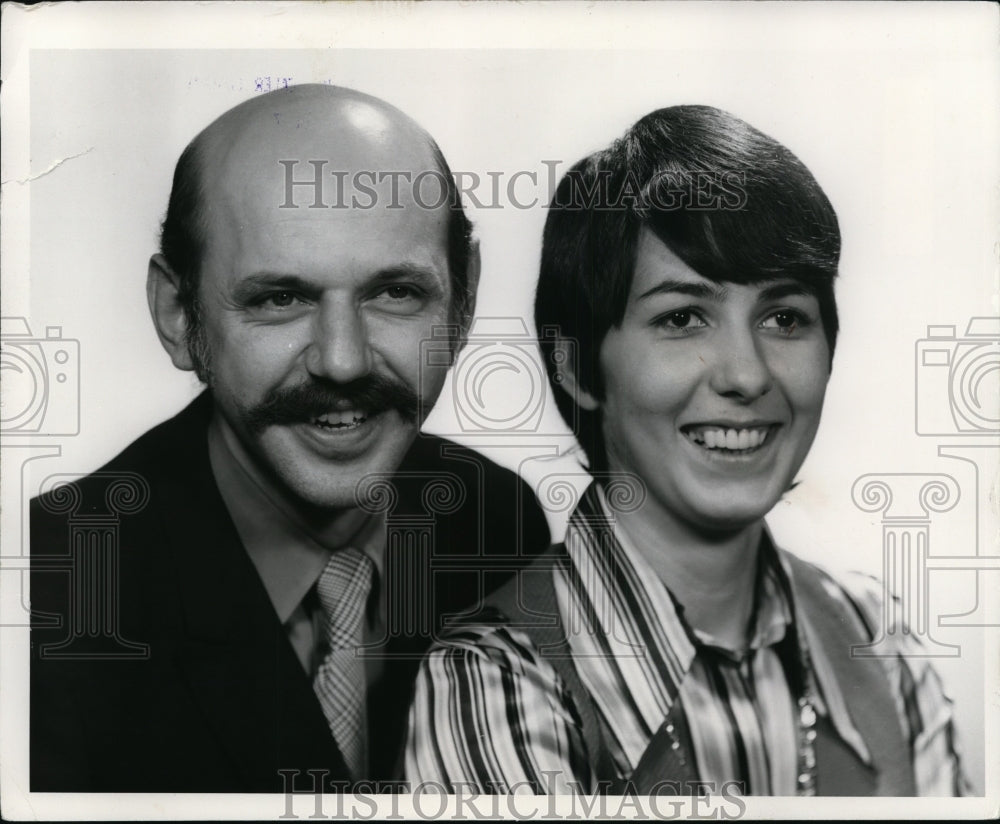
{"left": 382, "top": 285, "right": 418, "bottom": 300}
{"left": 260, "top": 291, "right": 297, "bottom": 308}
{"left": 654, "top": 310, "right": 707, "bottom": 332}
{"left": 372, "top": 284, "right": 427, "bottom": 308}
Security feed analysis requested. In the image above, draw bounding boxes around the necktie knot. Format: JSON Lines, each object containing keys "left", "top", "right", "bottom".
{"left": 315, "top": 547, "right": 375, "bottom": 651}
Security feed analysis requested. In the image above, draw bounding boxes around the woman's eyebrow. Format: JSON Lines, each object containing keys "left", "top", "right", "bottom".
{"left": 637, "top": 279, "right": 728, "bottom": 302}
{"left": 757, "top": 281, "right": 814, "bottom": 302}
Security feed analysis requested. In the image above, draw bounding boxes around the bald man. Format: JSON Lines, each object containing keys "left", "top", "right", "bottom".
{"left": 30, "top": 85, "right": 550, "bottom": 792}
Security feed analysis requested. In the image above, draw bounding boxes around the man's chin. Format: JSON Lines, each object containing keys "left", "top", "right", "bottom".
{"left": 262, "top": 412, "right": 418, "bottom": 512}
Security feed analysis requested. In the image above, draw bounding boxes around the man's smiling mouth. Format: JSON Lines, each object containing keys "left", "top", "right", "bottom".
{"left": 313, "top": 408, "right": 370, "bottom": 430}
{"left": 682, "top": 424, "right": 777, "bottom": 452}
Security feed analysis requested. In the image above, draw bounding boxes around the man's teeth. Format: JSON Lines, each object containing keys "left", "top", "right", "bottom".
{"left": 690, "top": 426, "right": 769, "bottom": 450}
{"left": 314, "top": 409, "right": 369, "bottom": 428}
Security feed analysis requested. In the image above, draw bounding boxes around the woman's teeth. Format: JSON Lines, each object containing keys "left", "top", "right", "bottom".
{"left": 314, "top": 409, "right": 369, "bottom": 429}
{"left": 687, "top": 426, "right": 770, "bottom": 450}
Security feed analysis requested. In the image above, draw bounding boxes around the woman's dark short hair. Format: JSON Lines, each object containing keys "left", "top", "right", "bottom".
{"left": 535, "top": 105, "right": 841, "bottom": 471}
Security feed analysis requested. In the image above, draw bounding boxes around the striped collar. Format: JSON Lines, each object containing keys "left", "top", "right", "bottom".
{"left": 555, "top": 482, "right": 871, "bottom": 772}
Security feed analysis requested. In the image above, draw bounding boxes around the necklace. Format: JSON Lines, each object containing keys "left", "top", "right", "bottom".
{"left": 794, "top": 614, "right": 820, "bottom": 796}
{"left": 796, "top": 692, "right": 819, "bottom": 795}
{"left": 654, "top": 683, "right": 821, "bottom": 796}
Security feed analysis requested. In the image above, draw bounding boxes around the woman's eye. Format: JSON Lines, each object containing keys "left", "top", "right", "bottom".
{"left": 761, "top": 310, "right": 805, "bottom": 335}
{"left": 655, "top": 310, "right": 707, "bottom": 332}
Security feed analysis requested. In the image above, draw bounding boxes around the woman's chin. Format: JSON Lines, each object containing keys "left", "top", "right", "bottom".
{"left": 676, "top": 491, "right": 782, "bottom": 536}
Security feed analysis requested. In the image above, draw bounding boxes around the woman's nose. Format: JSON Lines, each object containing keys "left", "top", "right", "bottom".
{"left": 706, "top": 328, "right": 774, "bottom": 401}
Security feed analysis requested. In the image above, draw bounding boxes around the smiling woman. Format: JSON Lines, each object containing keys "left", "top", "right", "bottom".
{"left": 587, "top": 230, "right": 831, "bottom": 546}
{"left": 403, "top": 105, "right": 968, "bottom": 797}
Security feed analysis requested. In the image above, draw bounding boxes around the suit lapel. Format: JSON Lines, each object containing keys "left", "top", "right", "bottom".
{"left": 158, "top": 399, "right": 351, "bottom": 789}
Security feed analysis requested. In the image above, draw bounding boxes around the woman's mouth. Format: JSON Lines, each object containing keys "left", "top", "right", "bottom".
{"left": 682, "top": 424, "right": 777, "bottom": 453}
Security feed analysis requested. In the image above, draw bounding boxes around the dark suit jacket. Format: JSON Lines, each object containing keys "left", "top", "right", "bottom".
{"left": 30, "top": 392, "right": 550, "bottom": 792}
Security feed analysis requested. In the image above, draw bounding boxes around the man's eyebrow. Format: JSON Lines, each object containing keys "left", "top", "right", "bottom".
{"left": 232, "top": 273, "right": 317, "bottom": 300}
{"left": 637, "top": 279, "right": 728, "bottom": 302}
{"left": 368, "top": 264, "right": 447, "bottom": 292}
{"left": 232, "top": 264, "right": 447, "bottom": 300}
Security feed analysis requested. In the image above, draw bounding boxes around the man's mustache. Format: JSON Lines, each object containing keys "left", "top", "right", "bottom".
{"left": 243, "top": 375, "right": 420, "bottom": 433}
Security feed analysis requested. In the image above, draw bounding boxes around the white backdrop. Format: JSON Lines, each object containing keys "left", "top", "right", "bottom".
{"left": 2, "top": 2, "right": 997, "bottom": 818}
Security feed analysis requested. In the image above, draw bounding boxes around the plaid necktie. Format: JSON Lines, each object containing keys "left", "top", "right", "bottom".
{"left": 313, "top": 547, "right": 375, "bottom": 780}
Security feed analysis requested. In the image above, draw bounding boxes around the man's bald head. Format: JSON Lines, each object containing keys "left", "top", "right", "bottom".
{"left": 158, "top": 84, "right": 474, "bottom": 379}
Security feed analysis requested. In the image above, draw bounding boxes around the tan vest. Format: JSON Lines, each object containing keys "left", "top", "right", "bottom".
{"left": 486, "top": 546, "right": 917, "bottom": 796}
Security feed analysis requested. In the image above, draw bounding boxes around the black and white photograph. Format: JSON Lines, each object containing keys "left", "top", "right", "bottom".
{"left": 1, "top": 2, "right": 997, "bottom": 819}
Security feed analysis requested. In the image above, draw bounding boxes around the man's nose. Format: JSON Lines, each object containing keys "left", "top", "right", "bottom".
{"left": 706, "top": 327, "right": 774, "bottom": 401}
{"left": 305, "top": 298, "right": 374, "bottom": 383}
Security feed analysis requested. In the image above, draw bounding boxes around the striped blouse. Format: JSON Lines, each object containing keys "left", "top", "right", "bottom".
{"left": 404, "top": 483, "right": 967, "bottom": 796}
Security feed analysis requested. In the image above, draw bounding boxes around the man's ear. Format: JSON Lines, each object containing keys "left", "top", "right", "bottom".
{"left": 553, "top": 338, "right": 600, "bottom": 412}
{"left": 451, "top": 237, "right": 481, "bottom": 357}
{"left": 147, "top": 254, "right": 195, "bottom": 372}
{"left": 464, "top": 237, "right": 481, "bottom": 324}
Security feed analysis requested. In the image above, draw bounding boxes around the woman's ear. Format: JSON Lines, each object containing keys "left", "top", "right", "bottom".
{"left": 147, "top": 254, "right": 195, "bottom": 372}
{"left": 552, "top": 338, "right": 600, "bottom": 412}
